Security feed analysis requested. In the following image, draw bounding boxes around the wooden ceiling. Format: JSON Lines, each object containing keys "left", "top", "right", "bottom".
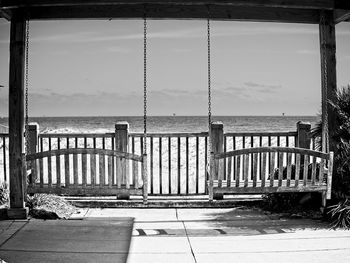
{"left": 1, "top": 0, "right": 350, "bottom": 23}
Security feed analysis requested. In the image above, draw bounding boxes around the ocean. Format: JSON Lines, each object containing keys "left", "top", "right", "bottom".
{"left": 0, "top": 115, "right": 319, "bottom": 134}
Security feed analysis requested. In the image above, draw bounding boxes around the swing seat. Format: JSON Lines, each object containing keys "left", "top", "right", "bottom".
{"left": 25, "top": 148, "right": 147, "bottom": 196}
{"left": 209, "top": 147, "right": 334, "bottom": 202}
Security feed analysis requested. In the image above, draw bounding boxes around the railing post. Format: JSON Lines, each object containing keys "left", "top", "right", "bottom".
{"left": 115, "top": 121, "right": 129, "bottom": 199}
{"left": 26, "top": 123, "right": 39, "bottom": 185}
{"left": 296, "top": 121, "right": 311, "bottom": 149}
{"left": 210, "top": 121, "right": 224, "bottom": 200}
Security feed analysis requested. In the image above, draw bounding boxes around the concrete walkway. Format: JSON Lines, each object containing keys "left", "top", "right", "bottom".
{"left": 0, "top": 208, "right": 350, "bottom": 263}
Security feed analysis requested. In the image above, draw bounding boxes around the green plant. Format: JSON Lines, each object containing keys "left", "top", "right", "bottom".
{"left": 0, "top": 182, "right": 9, "bottom": 206}
{"left": 328, "top": 198, "right": 350, "bottom": 229}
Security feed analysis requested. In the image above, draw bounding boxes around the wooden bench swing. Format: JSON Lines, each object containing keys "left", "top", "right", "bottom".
{"left": 23, "top": 10, "right": 333, "bottom": 206}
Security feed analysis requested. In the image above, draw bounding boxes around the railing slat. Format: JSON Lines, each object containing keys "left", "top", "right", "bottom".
{"left": 48, "top": 155, "right": 52, "bottom": 187}
{"left": 56, "top": 155, "right": 61, "bottom": 188}
{"left": 244, "top": 154, "right": 249, "bottom": 187}
{"left": 261, "top": 152, "right": 266, "bottom": 187}
{"left": 168, "top": 137, "right": 172, "bottom": 194}
{"left": 73, "top": 153, "right": 78, "bottom": 186}
{"left": 303, "top": 155, "right": 309, "bottom": 186}
{"left": 3, "top": 137, "right": 7, "bottom": 182}
{"left": 82, "top": 153, "right": 87, "bottom": 187}
{"left": 311, "top": 156, "right": 317, "bottom": 185}
{"left": 278, "top": 152, "right": 284, "bottom": 187}
{"left": 295, "top": 153, "right": 301, "bottom": 186}
{"left": 319, "top": 159, "right": 325, "bottom": 186}
{"left": 91, "top": 154, "right": 96, "bottom": 187}
{"left": 99, "top": 154, "right": 105, "bottom": 187}
{"left": 235, "top": 155, "right": 241, "bottom": 187}
{"left": 286, "top": 152, "right": 292, "bottom": 187}
{"left": 186, "top": 137, "right": 189, "bottom": 194}
{"left": 196, "top": 137, "right": 199, "bottom": 193}
{"left": 227, "top": 156, "right": 232, "bottom": 187}
{"left": 177, "top": 137, "right": 181, "bottom": 194}
{"left": 269, "top": 152, "right": 275, "bottom": 187}
{"left": 39, "top": 158, "right": 44, "bottom": 188}
{"left": 159, "top": 137, "right": 163, "bottom": 194}
{"left": 252, "top": 153, "right": 258, "bottom": 187}
{"left": 150, "top": 137, "right": 153, "bottom": 194}
{"left": 132, "top": 137, "right": 138, "bottom": 189}
{"left": 65, "top": 154, "right": 70, "bottom": 187}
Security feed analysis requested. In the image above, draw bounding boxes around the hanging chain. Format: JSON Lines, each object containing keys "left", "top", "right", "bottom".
{"left": 321, "top": 12, "right": 329, "bottom": 153}
{"left": 143, "top": 12, "right": 148, "bottom": 155}
{"left": 25, "top": 19, "right": 30, "bottom": 155}
{"left": 207, "top": 7, "right": 212, "bottom": 174}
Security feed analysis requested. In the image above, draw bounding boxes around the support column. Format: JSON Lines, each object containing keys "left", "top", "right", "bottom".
{"left": 210, "top": 121, "right": 224, "bottom": 200}
{"left": 319, "top": 10, "right": 338, "bottom": 154}
{"left": 296, "top": 121, "right": 311, "bottom": 149}
{"left": 115, "top": 121, "right": 129, "bottom": 200}
{"left": 8, "top": 14, "right": 28, "bottom": 219}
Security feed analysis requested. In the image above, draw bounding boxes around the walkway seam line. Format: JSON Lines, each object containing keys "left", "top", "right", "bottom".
{"left": 0, "top": 220, "right": 29, "bottom": 248}
{"left": 182, "top": 220, "right": 198, "bottom": 263}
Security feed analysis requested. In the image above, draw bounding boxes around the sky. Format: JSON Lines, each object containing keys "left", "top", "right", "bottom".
{"left": 0, "top": 18, "right": 350, "bottom": 117}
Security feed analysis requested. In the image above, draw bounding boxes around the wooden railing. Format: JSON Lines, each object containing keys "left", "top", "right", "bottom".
{"left": 0, "top": 133, "right": 9, "bottom": 184}
{"left": 130, "top": 132, "right": 209, "bottom": 195}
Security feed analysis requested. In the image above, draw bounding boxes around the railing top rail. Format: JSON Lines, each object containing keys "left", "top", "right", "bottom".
{"left": 39, "top": 133, "right": 115, "bottom": 138}
{"left": 130, "top": 132, "right": 209, "bottom": 137}
{"left": 214, "top": 146, "right": 331, "bottom": 160}
{"left": 26, "top": 148, "right": 144, "bottom": 162}
{"left": 0, "top": 133, "right": 9, "bottom": 137}
{"left": 224, "top": 131, "right": 297, "bottom": 137}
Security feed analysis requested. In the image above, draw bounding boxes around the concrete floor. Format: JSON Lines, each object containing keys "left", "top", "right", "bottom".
{"left": 0, "top": 208, "right": 350, "bottom": 263}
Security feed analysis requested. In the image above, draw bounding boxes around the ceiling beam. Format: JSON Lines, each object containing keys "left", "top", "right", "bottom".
{"left": 15, "top": 4, "right": 320, "bottom": 24}
{"left": 0, "top": 0, "right": 335, "bottom": 10}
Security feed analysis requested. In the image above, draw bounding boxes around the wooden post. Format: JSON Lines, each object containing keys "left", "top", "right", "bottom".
{"left": 319, "top": 10, "right": 337, "bottom": 154}
{"left": 26, "top": 123, "right": 39, "bottom": 185}
{"left": 115, "top": 121, "right": 129, "bottom": 200}
{"left": 210, "top": 121, "right": 224, "bottom": 200}
{"left": 7, "top": 14, "right": 28, "bottom": 219}
{"left": 296, "top": 121, "right": 311, "bottom": 149}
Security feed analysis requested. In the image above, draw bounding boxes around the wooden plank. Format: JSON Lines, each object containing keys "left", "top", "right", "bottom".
{"left": 326, "top": 152, "right": 334, "bottom": 199}
{"left": 319, "top": 159, "right": 325, "bottom": 185}
{"left": 225, "top": 131, "right": 297, "bottom": 137}
{"left": 244, "top": 154, "right": 249, "bottom": 187}
{"left": 252, "top": 153, "right": 258, "bottom": 187}
{"left": 286, "top": 152, "right": 292, "bottom": 187}
{"left": 278, "top": 152, "right": 284, "bottom": 187}
{"left": 311, "top": 156, "right": 317, "bottom": 185}
{"left": 196, "top": 136, "right": 199, "bottom": 193}
{"left": 214, "top": 146, "right": 329, "bottom": 159}
{"left": 223, "top": 136, "right": 227, "bottom": 181}
{"left": 65, "top": 153, "right": 70, "bottom": 187}
{"left": 177, "top": 137, "right": 181, "bottom": 194}
{"left": 261, "top": 152, "right": 267, "bottom": 187}
{"left": 295, "top": 153, "right": 301, "bottom": 186}
{"left": 1, "top": 0, "right": 335, "bottom": 10}
{"left": 168, "top": 137, "right": 172, "bottom": 194}
{"left": 26, "top": 148, "right": 143, "bottom": 162}
{"left": 99, "top": 154, "right": 105, "bottom": 187}
{"left": 227, "top": 157, "right": 232, "bottom": 187}
{"left": 91, "top": 153, "right": 96, "bottom": 187}
{"left": 269, "top": 152, "right": 275, "bottom": 187}
{"left": 303, "top": 155, "right": 309, "bottom": 186}
{"left": 150, "top": 136, "right": 153, "bottom": 194}
{"left": 47, "top": 155, "right": 52, "bottom": 187}
{"left": 39, "top": 158, "right": 44, "bottom": 188}
{"left": 66, "top": 137, "right": 69, "bottom": 149}
{"left": 235, "top": 155, "right": 241, "bottom": 187}
{"left": 185, "top": 137, "right": 189, "bottom": 193}
{"left": 142, "top": 154, "right": 148, "bottom": 203}
{"left": 204, "top": 136, "right": 208, "bottom": 192}
{"left": 116, "top": 156, "right": 121, "bottom": 189}
{"left": 73, "top": 153, "right": 78, "bottom": 186}
{"left": 2, "top": 137, "right": 7, "bottom": 182}
{"left": 82, "top": 153, "right": 87, "bottom": 187}
{"left": 159, "top": 137, "right": 163, "bottom": 194}
{"left": 132, "top": 137, "right": 138, "bottom": 189}
{"left": 232, "top": 136, "right": 236, "bottom": 184}
{"left": 56, "top": 155, "right": 61, "bottom": 188}
{"left": 132, "top": 132, "right": 208, "bottom": 138}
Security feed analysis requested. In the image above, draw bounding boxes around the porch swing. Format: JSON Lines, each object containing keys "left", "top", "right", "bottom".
{"left": 23, "top": 11, "right": 334, "bottom": 206}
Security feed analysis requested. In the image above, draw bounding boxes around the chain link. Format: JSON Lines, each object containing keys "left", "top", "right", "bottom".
{"left": 143, "top": 13, "right": 148, "bottom": 155}
{"left": 207, "top": 7, "right": 212, "bottom": 174}
{"left": 25, "top": 19, "right": 30, "bottom": 154}
{"left": 321, "top": 12, "right": 329, "bottom": 153}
